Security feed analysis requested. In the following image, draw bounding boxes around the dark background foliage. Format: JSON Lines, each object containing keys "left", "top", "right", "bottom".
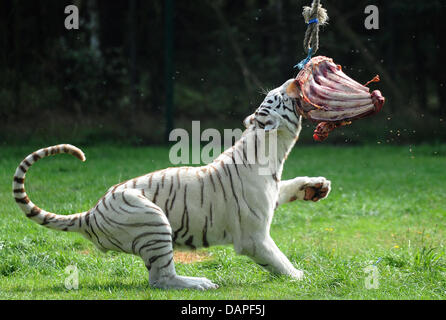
{"left": 1, "top": 0, "right": 445, "bottom": 145}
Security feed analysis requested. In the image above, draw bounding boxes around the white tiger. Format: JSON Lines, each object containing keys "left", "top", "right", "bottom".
{"left": 13, "top": 79, "right": 331, "bottom": 290}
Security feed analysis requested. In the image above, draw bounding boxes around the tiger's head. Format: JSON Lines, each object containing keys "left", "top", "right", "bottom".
{"left": 244, "top": 79, "right": 302, "bottom": 137}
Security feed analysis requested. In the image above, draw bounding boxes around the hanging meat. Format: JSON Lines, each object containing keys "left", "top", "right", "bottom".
{"left": 287, "top": 56, "right": 385, "bottom": 141}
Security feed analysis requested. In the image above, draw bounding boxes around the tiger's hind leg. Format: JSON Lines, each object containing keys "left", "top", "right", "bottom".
{"left": 107, "top": 189, "right": 218, "bottom": 290}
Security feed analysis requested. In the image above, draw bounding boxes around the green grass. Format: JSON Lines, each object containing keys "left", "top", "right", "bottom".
{"left": 0, "top": 144, "right": 445, "bottom": 299}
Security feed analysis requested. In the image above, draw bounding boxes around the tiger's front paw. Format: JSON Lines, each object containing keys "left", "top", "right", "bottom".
{"left": 302, "top": 177, "right": 331, "bottom": 202}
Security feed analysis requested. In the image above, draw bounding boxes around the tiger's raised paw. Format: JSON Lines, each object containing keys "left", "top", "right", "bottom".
{"left": 301, "top": 177, "right": 331, "bottom": 202}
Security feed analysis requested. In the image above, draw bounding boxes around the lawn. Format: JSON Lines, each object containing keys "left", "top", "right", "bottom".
{"left": 0, "top": 143, "right": 445, "bottom": 299}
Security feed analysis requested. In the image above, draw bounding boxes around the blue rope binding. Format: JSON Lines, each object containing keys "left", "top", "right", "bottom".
{"left": 293, "top": 18, "right": 319, "bottom": 70}
{"left": 294, "top": 47, "right": 313, "bottom": 70}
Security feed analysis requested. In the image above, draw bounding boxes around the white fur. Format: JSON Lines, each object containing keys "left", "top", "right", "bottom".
{"left": 14, "top": 80, "right": 331, "bottom": 290}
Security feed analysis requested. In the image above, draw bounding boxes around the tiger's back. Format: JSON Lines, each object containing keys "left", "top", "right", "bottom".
{"left": 110, "top": 165, "right": 236, "bottom": 249}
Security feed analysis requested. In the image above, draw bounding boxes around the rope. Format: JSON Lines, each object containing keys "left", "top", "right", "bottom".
{"left": 294, "top": 0, "right": 328, "bottom": 70}
{"left": 294, "top": 47, "right": 313, "bottom": 70}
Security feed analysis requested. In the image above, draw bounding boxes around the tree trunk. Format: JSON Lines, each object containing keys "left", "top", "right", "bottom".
{"left": 435, "top": 4, "right": 446, "bottom": 118}
{"left": 325, "top": 2, "right": 404, "bottom": 111}
{"left": 209, "top": 1, "right": 263, "bottom": 92}
{"left": 129, "top": 0, "right": 139, "bottom": 114}
{"left": 412, "top": 31, "right": 426, "bottom": 112}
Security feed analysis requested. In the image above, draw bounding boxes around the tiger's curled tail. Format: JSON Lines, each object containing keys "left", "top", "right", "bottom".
{"left": 12, "top": 144, "right": 86, "bottom": 232}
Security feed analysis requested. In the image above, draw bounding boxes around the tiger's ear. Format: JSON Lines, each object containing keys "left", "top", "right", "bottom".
{"left": 243, "top": 114, "right": 254, "bottom": 128}
{"left": 286, "top": 80, "right": 300, "bottom": 99}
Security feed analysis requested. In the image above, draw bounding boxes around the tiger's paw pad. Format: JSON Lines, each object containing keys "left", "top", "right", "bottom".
{"left": 302, "top": 177, "right": 331, "bottom": 202}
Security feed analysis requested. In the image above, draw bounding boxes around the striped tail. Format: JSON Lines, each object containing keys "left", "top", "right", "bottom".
{"left": 12, "top": 144, "right": 87, "bottom": 232}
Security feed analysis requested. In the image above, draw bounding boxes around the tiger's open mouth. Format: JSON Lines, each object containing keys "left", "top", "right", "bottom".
{"left": 287, "top": 56, "right": 385, "bottom": 141}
